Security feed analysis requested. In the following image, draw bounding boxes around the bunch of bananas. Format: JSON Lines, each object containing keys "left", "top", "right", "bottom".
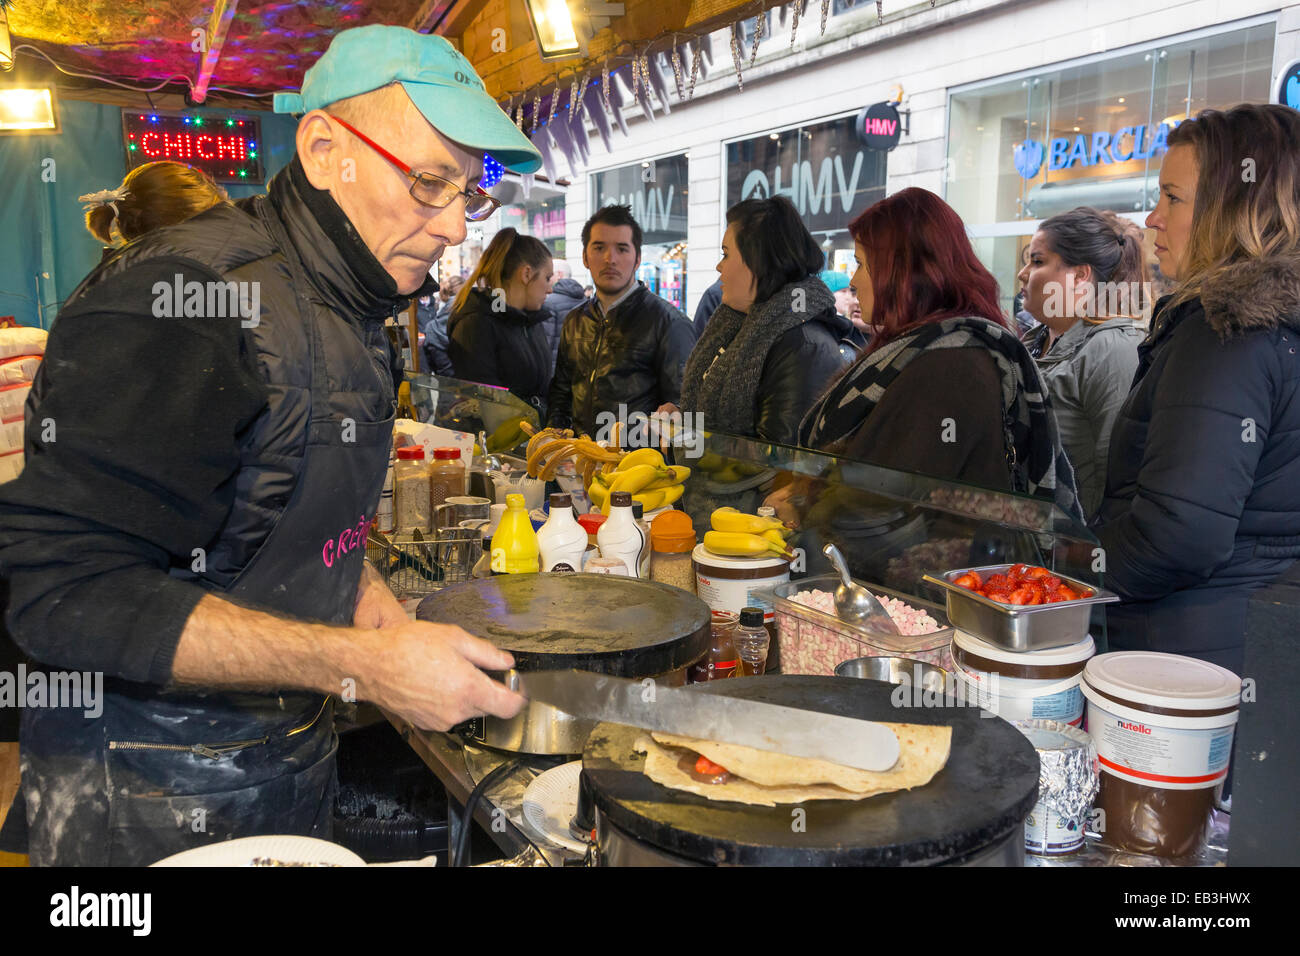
{"left": 519, "top": 422, "right": 625, "bottom": 483}
{"left": 588, "top": 448, "right": 691, "bottom": 514}
{"left": 701, "top": 507, "right": 794, "bottom": 559}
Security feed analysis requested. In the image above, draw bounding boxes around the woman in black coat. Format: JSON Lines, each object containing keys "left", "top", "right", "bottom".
{"left": 1093, "top": 104, "right": 1300, "bottom": 676}
{"left": 446, "top": 228, "right": 555, "bottom": 415}
{"left": 669, "top": 197, "right": 847, "bottom": 446}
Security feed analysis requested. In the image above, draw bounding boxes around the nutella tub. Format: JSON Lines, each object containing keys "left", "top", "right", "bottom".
{"left": 952, "top": 630, "right": 1094, "bottom": 726}
{"left": 692, "top": 545, "right": 790, "bottom": 625}
{"left": 1081, "top": 652, "right": 1240, "bottom": 859}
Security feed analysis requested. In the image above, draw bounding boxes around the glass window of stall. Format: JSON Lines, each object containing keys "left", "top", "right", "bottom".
{"left": 724, "top": 112, "right": 888, "bottom": 279}
{"left": 590, "top": 154, "right": 690, "bottom": 312}
{"left": 945, "top": 19, "right": 1276, "bottom": 314}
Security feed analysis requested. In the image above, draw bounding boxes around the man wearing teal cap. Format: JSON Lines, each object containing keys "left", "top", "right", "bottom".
{"left": 0, "top": 26, "right": 538, "bottom": 865}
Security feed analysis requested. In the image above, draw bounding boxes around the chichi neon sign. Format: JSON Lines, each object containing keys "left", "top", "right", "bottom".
{"left": 137, "top": 130, "right": 247, "bottom": 161}
{"left": 121, "top": 109, "right": 264, "bottom": 185}
{"left": 1014, "top": 122, "right": 1175, "bottom": 180}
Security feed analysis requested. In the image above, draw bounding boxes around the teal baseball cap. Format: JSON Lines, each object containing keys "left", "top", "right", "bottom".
{"left": 273, "top": 25, "right": 541, "bottom": 174}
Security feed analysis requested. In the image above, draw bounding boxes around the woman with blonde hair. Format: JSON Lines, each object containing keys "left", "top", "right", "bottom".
{"left": 80, "top": 161, "right": 230, "bottom": 248}
{"left": 446, "top": 227, "right": 554, "bottom": 414}
{"left": 1094, "top": 103, "right": 1300, "bottom": 675}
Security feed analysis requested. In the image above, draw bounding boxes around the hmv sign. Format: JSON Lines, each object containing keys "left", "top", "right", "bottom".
{"left": 726, "top": 114, "right": 887, "bottom": 234}
{"left": 856, "top": 102, "right": 904, "bottom": 151}
{"left": 592, "top": 154, "right": 688, "bottom": 246}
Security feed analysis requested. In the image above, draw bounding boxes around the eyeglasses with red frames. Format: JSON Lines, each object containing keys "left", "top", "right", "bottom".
{"left": 328, "top": 114, "right": 502, "bottom": 222}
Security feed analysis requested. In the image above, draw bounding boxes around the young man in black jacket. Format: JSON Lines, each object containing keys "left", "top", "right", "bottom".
{"left": 546, "top": 205, "right": 696, "bottom": 439}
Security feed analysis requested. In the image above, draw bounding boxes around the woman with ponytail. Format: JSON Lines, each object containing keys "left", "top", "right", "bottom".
{"left": 447, "top": 227, "right": 555, "bottom": 414}
{"left": 81, "top": 161, "right": 229, "bottom": 251}
{"left": 1015, "top": 207, "right": 1147, "bottom": 517}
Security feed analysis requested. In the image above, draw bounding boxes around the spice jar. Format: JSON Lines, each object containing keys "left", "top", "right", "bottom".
{"left": 429, "top": 447, "right": 467, "bottom": 508}
{"left": 394, "top": 446, "right": 431, "bottom": 532}
{"left": 650, "top": 510, "right": 697, "bottom": 593}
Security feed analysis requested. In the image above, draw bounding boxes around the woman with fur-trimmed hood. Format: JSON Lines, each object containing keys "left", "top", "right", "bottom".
{"left": 1094, "top": 104, "right": 1300, "bottom": 676}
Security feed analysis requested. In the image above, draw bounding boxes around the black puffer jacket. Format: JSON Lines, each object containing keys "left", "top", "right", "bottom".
{"left": 1094, "top": 258, "right": 1300, "bottom": 674}
{"left": 447, "top": 288, "right": 553, "bottom": 414}
{"left": 546, "top": 282, "right": 696, "bottom": 436}
{"left": 541, "top": 278, "right": 587, "bottom": 368}
{"left": 756, "top": 310, "right": 852, "bottom": 445}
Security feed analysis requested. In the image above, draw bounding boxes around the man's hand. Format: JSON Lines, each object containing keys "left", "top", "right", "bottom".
{"left": 172, "top": 594, "right": 525, "bottom": 731}
{"left": 655, "top": 402, "right": 680, "bottom": 416}
{"left": 345, "top": 621, "right": 525, "bottom": 730}
{"left": 354, "top": 561, "right": 407, "bottom": 629}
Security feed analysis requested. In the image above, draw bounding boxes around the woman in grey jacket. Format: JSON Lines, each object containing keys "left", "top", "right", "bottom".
{"left": 1016, "top": 208, "right": 1147, "bottom": 518}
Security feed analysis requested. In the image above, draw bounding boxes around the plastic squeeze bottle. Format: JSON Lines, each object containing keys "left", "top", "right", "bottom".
{"left": 537, "top": 493, "right": 587, "bottom": 573}
{"left": 490, "top": 493, "right": 540, "bottom": 574}
{"left": 597, "top": 491, "right": 647, "bottom": 579}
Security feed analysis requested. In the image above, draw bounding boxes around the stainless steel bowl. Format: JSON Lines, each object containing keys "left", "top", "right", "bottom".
{"left": 922, "top": 565, "right": 1117, "bottom": 652}
{"left": 835, "top": 656, "right": 949, "bottom": 693}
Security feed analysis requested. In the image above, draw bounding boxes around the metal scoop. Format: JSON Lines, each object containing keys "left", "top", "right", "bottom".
{"left": 823, "top": 543, "right": 901, "bottom": 634}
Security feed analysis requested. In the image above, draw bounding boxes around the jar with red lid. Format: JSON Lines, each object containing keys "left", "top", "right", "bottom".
{"left": 429, "top": 446, "right": 466, "bottom": 508}
{"left": 394, "top": 446, "right": 431, "bottom": 532}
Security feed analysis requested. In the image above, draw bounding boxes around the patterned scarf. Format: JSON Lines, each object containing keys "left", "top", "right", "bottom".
{"left": 680, "top": 276, "right": 836, "bottom": 437}
{"left": 799, "top": 316, "right": 1083, "bottom": 519}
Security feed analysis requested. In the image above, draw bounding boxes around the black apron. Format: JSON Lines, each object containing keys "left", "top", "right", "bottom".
{"left": 18, "top": 208, "right": 395, "bottom": 866}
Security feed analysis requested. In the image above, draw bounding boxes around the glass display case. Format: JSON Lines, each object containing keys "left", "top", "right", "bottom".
{"left": 408, "top": 373, "right": 541, "bottom": 445}
{"left": 410, "top": 373, "right": 1105, "bottom": 645}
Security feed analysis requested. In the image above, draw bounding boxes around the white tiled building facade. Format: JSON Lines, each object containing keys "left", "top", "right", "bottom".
{"left": 535, "top": 0, "right": 1300, "bottom": 317}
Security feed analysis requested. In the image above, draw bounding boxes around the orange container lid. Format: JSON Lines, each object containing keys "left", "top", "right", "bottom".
{"left": 651, "top": 510, "right": 696, "bottom": 553}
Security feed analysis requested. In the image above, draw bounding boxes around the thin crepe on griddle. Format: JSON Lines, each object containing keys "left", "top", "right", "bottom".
{"left": 635, "top": 722, "right": 951, "bottom": 807}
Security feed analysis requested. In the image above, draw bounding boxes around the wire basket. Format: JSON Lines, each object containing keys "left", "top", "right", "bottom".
{"left": 366, "top": 529, "right": 483, "bottom": 597}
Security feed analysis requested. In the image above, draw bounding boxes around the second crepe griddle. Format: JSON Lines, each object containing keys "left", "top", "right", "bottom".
{"left": 416, "top": 573, "right": 710, "bottom": 676}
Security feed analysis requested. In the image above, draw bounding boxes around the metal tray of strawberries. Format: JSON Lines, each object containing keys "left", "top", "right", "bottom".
{"left": 922, "top": 564, "right": 1118, "bottom": 652}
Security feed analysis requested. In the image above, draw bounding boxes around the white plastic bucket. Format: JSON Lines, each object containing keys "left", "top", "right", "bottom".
{"left": 951, "top": 630, "right": 1094, "bottom": 725}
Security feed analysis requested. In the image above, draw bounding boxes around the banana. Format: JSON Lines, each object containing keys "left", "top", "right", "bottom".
{"left": 617, "top": 447, "right": 666, "bottom": 471}
{"left": 657, "top": 483, "right": 686, "bottom": 508}
{"left": 762, "top": 529, "right": 788, "bottom": 548}
{"left": 588, "top": 480, "right": 609, "bottom": 508}
{"left": 642, "top": 465, "right": 691, "bottom": 490}
{"left": 633, "top": 488, "right": 666, "bottom": 512}
{"left": 703, "top": 531, "right": 793, "bottom": 559}
{"left": 695, "top": 452, "right": 726, "bottom": 472}
{"left": 608, "top": 464, "right": 670, "bottom": 496}
{"left": 710, "top": 508, "right": 787, "bottom": 535}
{"left": 485, "top": 417, "right": 526, "bottom": 452}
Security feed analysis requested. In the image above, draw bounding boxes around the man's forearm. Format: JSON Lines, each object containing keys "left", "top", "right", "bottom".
{"left": 170, "top": 593, "right": 358, "bottom": 694}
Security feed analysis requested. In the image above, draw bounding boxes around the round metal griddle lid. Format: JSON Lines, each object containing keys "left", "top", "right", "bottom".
{"left": 416, "top": 574, "right": 710, "bottom": 676}
{"left": 582, "top": 676, "right": 1040, "bottom": 866}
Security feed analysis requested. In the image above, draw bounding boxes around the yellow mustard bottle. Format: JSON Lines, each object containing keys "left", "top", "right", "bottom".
{"left": 490, "top": 493, "right": 540, "bottom": 574}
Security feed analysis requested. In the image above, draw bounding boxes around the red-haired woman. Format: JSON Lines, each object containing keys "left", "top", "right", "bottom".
{"left": 798, "top": 188, "right": 1080, "bottom": 515}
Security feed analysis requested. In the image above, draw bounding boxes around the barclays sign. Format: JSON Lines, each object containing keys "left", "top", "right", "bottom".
{"left": 1013, "top": 122, "right": 1175, "bottom": 180}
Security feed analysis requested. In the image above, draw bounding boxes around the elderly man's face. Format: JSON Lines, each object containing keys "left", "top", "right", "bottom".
{"left": 302, "top": 88, "right": 483, "bottom": 294}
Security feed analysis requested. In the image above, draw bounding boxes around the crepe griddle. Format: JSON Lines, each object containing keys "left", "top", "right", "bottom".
{"left": 416, "top": 574, "right": 710, "bottom": 676}
{"left": 582, "top": 675, "right": 1040, "bottom": 866}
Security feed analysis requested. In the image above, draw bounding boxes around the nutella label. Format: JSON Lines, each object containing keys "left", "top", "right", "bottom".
{"left": 695, "top": 572, "right": 785, "bottom": 621}
{"left": 548, "top": 563, "right": 577, "bottom": 573}
{"left": 1088, "top": 701, "right": 1235, "bottom": 790}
